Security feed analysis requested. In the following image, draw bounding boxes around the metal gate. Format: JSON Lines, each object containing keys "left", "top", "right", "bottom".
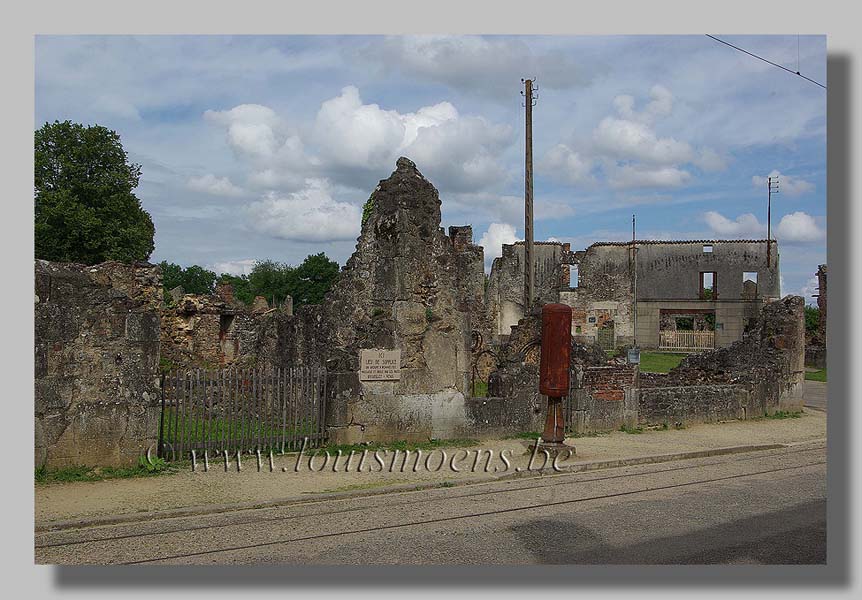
{"left": 159, "top": 366, "right": 327, "bottom": 460}
{"left": 596, "top": 323, "right": 615, "bottom": 351}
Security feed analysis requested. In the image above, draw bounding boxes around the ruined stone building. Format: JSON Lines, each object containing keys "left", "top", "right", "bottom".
{"left": 487, "top": 238, "right": 781, "bottom": 351}
{"left": 34, "top": 157, "right": 804, "bottom": 465}
{"left": 160, "top": 283, "right": 291, "bottom": 369}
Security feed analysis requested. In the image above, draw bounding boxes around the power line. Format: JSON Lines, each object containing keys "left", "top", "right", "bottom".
{"left": 705, "top": 34, "right": 826, "bottom": 90}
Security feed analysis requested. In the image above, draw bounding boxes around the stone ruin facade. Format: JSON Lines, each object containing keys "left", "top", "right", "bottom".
{"left": 35, "top": 260, "right": 162, "bottom": 467}
{"left": 160, "top": 283, "right": 290, "bottom": 370}
{"left": 487, "top": 238, "right": 781, "bottom": 352}
{"left": 33, "top": 157, "right": 808, "bottom": 465}
{"left": 805, "top": 264, "right": 827, "bottom": 368}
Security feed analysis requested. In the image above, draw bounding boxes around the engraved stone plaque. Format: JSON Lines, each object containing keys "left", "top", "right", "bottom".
{"left": 359, "top": 349, "right": 401, "bottom": 381}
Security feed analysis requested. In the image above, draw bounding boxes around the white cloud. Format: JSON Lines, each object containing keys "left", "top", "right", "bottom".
{"left": 357, "top": 35, "right": 587, "bottom": 97}
{"left": 609, "top": 165, "right": 691, "bottom": 189}
{"left": 752, "top": 170, "right": 814, "bottom": 197}
{"left": 541, "top": 144, "right": 593, "bottom": 185}
{"left": 204, "top": 87, "right": 513, "bottom": 195}
{"left": 187, "top": 174, "right": 245, "bottom": 197}
{"left": 593, "top": 117, "right": 693, "bottom": 165}
{"left": 703, "top": 211, "right": 766, "bottom": 237}
{"left": 613, "top": 85, "right": 673, "bottom": 123}
{"left": 800, "top": 276, "right": 819, "bottom": 305}
{"left": 776, "top": 211, "right": 825, "bottom": 242}
{"left": 245, "top": 179, "right": 361, "bottom": 243}
{"left": 693, "top": 148, "right": 729, "bottom": 172}
{"left": 313, "top": 86, "right": 512, "bottom": 191}
{"left": 204, "top": 104, "right": 308, "bottom": 167}
{"left": 212, "top": 259, "right": 257, "bottom": 276}
{"left": 478, "top": 223, "right": 519, "bottom": 271}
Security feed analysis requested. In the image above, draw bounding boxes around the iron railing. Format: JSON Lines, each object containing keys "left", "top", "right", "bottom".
{"left": 159, "top": 366, "right": 327, "bottom": 460}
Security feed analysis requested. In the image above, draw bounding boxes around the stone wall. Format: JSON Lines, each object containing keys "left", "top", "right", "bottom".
{"left": 638, "top": 295, "right": 806, "bottom": 424}
{"left": 258, "top": 158, "right": 486, "bottom": 444}
{"left": 805, "top": 264, "right": 827, "bottom": 368}
{"left": 160, "top": 292, "right": 269, "bottom": 369}
{"left": 486, "top": 242, "right": 570, "bottom": 337}
{"left": 569, "top": 364, "right": 639, "bottom": 433}
{"left": 35, "top": 260, "right": 162, "bottom": 467}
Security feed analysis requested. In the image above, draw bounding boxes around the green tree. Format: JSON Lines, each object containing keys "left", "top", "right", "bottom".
{"left": 35, "top": 120, "right": 155, "bottom": 264}
{"left": 804, "top": 305, "right": 820, "bottom": 336}
{"left": 213, "top": 254, "right": 340, "bottom": 308}
{"left": 159, "top": 262, "right": 217, "bottom": 299}
{"left": 217, "top": 273, "right": 254, "bottom": 306}
{"left": 292, "top": 253, "right": 340, "bottom": 305}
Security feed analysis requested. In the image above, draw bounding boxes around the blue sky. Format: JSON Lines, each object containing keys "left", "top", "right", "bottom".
{"left": 35, "top": 35, "right": 827, "bottom": 303}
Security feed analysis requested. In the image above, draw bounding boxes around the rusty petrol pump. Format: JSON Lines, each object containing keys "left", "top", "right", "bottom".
{"left": 536, "top": 303, "right": 575, "bottom": 454}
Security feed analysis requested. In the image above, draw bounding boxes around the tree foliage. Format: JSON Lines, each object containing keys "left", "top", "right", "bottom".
{"left": 35, "top": 120, "right": 155, "bottom": 264}
{"left": 804, "top": 305, "right": 820, "bottom": 336}
{"left": 215, "top": 253, "right": 340, "bottom": 308}
{"left": 159, "top": 261, "right": 217, "bottom": 298}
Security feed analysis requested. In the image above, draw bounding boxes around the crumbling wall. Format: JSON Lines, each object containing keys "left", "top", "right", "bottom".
{"left": 805, "top": 264, "right": 827, "bottom": 368}
{"left": 638, "top": 295, "right": 806, "bottom": 424}
{"left": 485, "top": 242, "right": 569, "bottom": 337}
{"left": 560, "top": 243, "right": 635, "bottom": 347}
{"left": 570, "top": 364, "right": 639, "bottom": 433}
{"left": 160, "top": 285, "right": 290, "bottom": 369}
{"left": 35, "top": 260, "right": 162, "bottom": 467}
{"left": 260, "top": 158, "right": 484, "bottom": 443}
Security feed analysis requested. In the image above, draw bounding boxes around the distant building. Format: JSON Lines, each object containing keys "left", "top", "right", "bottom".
{"left": 487, "top": 239, "right": 781, "bottom": 351}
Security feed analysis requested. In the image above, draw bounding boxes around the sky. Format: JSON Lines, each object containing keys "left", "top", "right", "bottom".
{"left": 34, "top": 35, "right": 827, "bottom": 303}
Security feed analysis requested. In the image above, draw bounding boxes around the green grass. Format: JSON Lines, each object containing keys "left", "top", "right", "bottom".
{"left": 35, "top": 456, "right": 175, "bottom": 485}
{"left": 764, "top": 410, "right": 804, "bottom": 420}
{"left": 619, "top": 424, "right": 644, "bottom": 434}
{"left": 161, "top": 407, "right": 317, "bottom": 449}
{"left": 638, "top": 352, "right": 687, "bottom": 373}
{"left": 805, "top": 369, "right": 827, "bottom": 382}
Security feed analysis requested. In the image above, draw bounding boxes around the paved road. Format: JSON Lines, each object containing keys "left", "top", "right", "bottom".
{"left": 36, "top": 442, "right": 826, "bottom": 565}
{"left": 804, "top": 380, "right": 828, "bottom": 412}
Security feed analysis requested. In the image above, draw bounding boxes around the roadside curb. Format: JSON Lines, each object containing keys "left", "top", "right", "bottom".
{"left": 35, "top": 442, "right": 796, "bottom": 533}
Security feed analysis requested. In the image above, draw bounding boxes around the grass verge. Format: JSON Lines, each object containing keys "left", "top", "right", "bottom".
{"left": 35, "top": 457, "right": 176, "bottom": 485}
{"left": 638, "top": 352, "right": 688, "bottom": 373}
{"left": 805, "top": 369, "right": 827, "bottom": 382}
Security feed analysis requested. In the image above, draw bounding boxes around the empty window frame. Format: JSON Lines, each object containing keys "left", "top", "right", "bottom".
{"left": 569, "top": 264, "right": 579, "bottom": 288}
{"left": 699, "top": 272, "right": 717, "bottom": 300}
{"left": 703, "top": 244, "right": 713, "bottom": 253}
{"left": 742, "top": 271, "right": 758, "bottom": 299}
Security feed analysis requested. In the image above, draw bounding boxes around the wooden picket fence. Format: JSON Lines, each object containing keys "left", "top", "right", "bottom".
{"left": 658, "top": 330, "right": 715, "bottom": 352}
{"left": 158, "top": 366, "right": 327, "bottom": 460}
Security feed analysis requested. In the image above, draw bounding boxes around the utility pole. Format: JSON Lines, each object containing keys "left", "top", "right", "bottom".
{"left": 767, "top": 175, "right": 779, "bottom": 268}
{"left": 522, "top": 78, "right": 536, "bottom": 312}
{"left": 632, "top": 214, "right": 638, "bottom": 348}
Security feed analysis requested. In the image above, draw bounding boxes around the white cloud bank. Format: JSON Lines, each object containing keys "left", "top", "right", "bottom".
{"left": 704, "top": 210, "right": 825, "bottom": 243}
{"left": 187, "top": 174, "right": 245, "bottom": 197}
{"left": 205, "top": 86, "right": 513, "bottom": 195}
{"left": 752, "top": 170, "right": 814, "bottom": 197}
{"left": 546, "top": 85, "right": 727, "bottom": 191}
{"left": 478, "top": 222, "right": 519, "bottom": 271}
{"left": 776, "top": 211, "right": 825, "bottom": 242}
{"left": 245, "top": 179, "right": 362, "bottom": 243}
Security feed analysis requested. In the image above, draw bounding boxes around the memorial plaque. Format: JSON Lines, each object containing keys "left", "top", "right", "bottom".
{"left": 359, "top": 349, "right": 401, "bottom": 381}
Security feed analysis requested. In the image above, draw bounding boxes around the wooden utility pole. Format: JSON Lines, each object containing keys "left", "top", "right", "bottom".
{"left": 767, "top": 176, "right": 779, "bottom": 268}
{"left": 523, "top": 78, "right": 535, "bottom": 311}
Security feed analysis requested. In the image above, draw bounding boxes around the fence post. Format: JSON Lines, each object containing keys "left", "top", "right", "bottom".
{"left": 157, "top": 373, "right": 166, "bottom": 459}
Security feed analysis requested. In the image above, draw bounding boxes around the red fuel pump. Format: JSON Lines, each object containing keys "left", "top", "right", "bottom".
{"left": 539, "top": 303, "right": 572, "bottom": 444}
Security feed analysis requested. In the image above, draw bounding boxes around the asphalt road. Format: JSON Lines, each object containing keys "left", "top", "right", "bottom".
{"left": 36, "top": 442, "right": 826, "bottom": 565}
